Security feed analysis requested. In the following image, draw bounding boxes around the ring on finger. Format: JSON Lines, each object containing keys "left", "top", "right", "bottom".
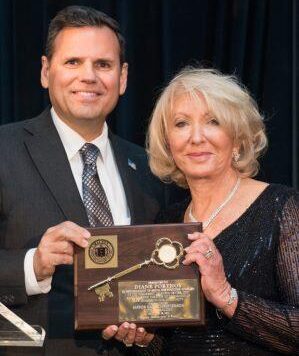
{"left": 123, "top": 340, "right": 133, "bottom": 347}
{"left": 135, "top": 343, "right": 147, "bottom": 348}
{"left": 203, "top": 248, "right": 214, "bottom": 259}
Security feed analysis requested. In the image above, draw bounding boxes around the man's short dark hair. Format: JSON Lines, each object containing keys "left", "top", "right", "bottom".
{"left": 45, "top": 5, "right": 126, "bottom": 64}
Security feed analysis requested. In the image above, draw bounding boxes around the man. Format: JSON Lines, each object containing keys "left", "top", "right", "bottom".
{"left": 0, "top": 6, "right": 177, "bottom": 355}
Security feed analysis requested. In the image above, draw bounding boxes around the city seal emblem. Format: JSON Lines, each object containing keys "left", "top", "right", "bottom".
{"left": 88, "top": 239, "right": 114, "bottom": 265}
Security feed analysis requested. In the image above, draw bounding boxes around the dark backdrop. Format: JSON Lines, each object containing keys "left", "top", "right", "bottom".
{"left": 0, "top": 0, "right": 298, "bottom": 188}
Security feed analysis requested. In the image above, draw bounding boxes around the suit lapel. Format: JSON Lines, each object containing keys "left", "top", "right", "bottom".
{"left": 109, "top": 132, "right": 141, "bottom": 224}
{"left": 23, "top": 110, "right": 89, "bottom": 226}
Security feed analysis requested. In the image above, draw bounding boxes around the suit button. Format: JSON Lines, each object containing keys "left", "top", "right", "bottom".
{"left": 0, "top": 295, "right": 8, "bottom": 304}
{"left": 8, "top": 295, "right": 14, "bottom": 304}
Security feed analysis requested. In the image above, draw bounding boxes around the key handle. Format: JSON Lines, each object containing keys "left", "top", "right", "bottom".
{"left": 151, "top": 237, "right": 184, "bottom": 269}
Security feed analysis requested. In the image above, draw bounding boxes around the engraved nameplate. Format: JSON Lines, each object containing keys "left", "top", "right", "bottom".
{"left": 118, "top": 279, "right": 199, "bottom": 322}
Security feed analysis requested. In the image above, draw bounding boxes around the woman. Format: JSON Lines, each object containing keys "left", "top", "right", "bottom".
{"left": 146, "top": 67, "right": 298, "bottom": 355}
{"left": 102, "top": 68, "right": 298, "bottom": 354}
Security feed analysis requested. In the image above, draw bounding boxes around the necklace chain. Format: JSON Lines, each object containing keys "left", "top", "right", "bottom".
{"left": 189, "top": 177, "right": 241, "bottom": 230}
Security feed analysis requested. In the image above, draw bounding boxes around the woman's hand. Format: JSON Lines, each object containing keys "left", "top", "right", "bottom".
{"left": 101, "top": 322, "right": 154, "bottom": 348}
{"left": 183, "top": 232, "right": 237, "bottom": 316}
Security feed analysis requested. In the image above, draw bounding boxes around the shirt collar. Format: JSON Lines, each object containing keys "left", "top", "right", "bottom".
{"left": 51, "top": 107, "right": 109, "bottom": 162}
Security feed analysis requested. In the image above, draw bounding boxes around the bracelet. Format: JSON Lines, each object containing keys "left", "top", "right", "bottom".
{"left": 226, "top": 287, "right": 238, "bottom": 306}
{"left": 216, "top": 287, "right": 238, "bottom": 319}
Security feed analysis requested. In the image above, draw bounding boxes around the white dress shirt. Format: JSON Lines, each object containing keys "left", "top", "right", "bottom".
{"left": 25, "top": 108, "right": 130, "bottom": 295}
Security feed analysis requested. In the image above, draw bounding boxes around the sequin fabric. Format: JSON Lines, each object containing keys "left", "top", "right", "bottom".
{"left": 80, "top": 143, "right": 114, "bottom": 227}
{"left": 135, "top": 184, "right": 299, "bottom": 355}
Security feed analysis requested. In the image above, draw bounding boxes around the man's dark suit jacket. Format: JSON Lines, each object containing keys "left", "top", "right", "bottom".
{"left": 0, "top": 109, "right": 176, "bottom": 355}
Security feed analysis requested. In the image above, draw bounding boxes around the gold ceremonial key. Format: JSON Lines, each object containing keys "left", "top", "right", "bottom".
{"left": 88, "top": 238, "right": 184, "bottom": 295}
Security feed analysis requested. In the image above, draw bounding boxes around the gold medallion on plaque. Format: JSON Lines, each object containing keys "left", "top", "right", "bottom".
{"left": 89, "top": 239, "right": 114, "bottom": 264}
{"left": 85, "top": 235, "right": 118, "bottom": 269}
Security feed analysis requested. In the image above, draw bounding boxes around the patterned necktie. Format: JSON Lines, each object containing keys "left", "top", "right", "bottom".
{"left": 79, "top": 143, "right": 114, "bottom": 227}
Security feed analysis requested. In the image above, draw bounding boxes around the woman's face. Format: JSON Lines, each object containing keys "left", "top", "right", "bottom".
{"left": 167, "top": 92, "right": 236, "bottom": 181}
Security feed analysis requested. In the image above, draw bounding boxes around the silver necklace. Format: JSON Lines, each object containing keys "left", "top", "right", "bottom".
{"left": 189, "top": 177, "right": 241, "bottom": 230}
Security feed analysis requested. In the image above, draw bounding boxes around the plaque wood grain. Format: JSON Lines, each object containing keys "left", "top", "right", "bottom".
{"left": 74, "top": 223, "right": 205, "bottom": 330}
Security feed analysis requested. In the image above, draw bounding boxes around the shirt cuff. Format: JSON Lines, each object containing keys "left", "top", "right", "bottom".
{"left": 24, "top": 248, "right": 52, "bottom": 295}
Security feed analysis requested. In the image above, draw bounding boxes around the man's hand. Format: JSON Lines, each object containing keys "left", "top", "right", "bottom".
{"left": 102, "top": 323, "right": 154, "bottom": 348}
{"left": 33, "top": 221, "right": 90, "bottom": 281}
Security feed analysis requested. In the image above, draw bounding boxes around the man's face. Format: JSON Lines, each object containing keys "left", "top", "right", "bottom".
{"left": 41, "top": 26, "right": 128, "bottom": 134}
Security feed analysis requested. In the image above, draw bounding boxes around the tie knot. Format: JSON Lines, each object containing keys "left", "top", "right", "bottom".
{"left": 80, "top": 143, "right": 100, "bottom": 165}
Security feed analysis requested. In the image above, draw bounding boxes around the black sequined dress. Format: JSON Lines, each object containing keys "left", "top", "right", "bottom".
{"left": 134, "top": 184, "right": 299, "bottom": 355}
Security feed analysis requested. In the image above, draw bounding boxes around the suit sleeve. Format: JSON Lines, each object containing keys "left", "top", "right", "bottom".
{"left": 0, "top": 249, "right": 28, "bottom": 306}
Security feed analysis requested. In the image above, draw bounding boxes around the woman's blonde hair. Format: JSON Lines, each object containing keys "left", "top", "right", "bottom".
{"left": 147, "top": 67, "right": 268, "bottom": 188}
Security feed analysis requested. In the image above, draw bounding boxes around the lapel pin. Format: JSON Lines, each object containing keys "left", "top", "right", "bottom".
{"left": 128, "top": 159, "right": 137, "bottom": 170}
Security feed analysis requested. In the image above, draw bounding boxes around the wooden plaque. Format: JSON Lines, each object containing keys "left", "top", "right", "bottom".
{"left": 74, "top": 223, "right": 205, "bottom": 330}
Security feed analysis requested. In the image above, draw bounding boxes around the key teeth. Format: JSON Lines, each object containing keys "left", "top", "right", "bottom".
{"left": 95, "top": 283, "right": 114, "bottom": 303}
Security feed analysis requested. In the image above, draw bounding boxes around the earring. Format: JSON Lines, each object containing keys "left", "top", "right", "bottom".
{"left": 232, "top": 149, "right": 240, "bottom": 162}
